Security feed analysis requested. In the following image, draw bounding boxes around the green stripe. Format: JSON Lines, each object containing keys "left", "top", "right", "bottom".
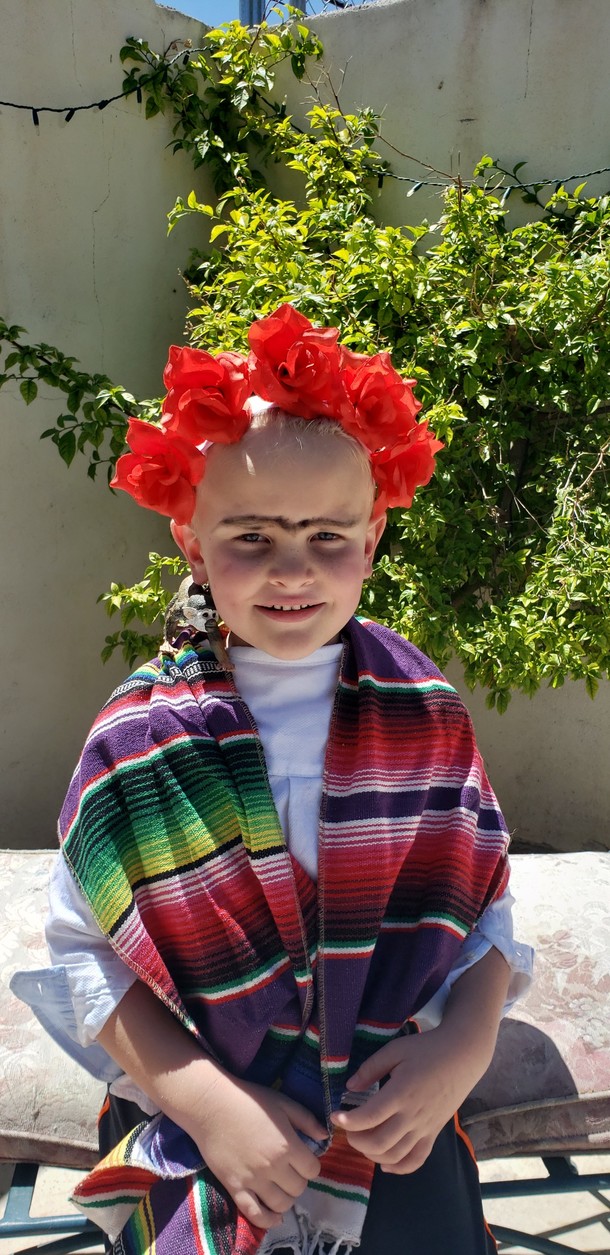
{"left": 190, "top": 950, "right": 288, "bottom": 997}
{"left": 383, "top": 911, "right": 468, "bottom": 929}
{"left": 340, "top": 676, "right": 455, "bottom": 695}
{"left": 195, "top": 1173, "right": 215, "bottom": 1247}
{"left": 309, "top": 1179, "right": 369, "bottom": 1203}
{"left": 79, "top": 1193, "right": 146, "bottom": 1208}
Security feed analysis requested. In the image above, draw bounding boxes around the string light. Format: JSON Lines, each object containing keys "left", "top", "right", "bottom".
{"left": 376, "top": 165, "right": 610, "bottom": 193}
{"left": 0, "top": 85, "right": 140, "bottom": 125}
{"left": 2, "top": 73, "right": 609, "bottom": 198}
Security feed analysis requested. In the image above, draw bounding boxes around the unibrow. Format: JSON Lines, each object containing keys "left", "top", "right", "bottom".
{"left": 219, "top": 514, "right": 361, "bottom": 532}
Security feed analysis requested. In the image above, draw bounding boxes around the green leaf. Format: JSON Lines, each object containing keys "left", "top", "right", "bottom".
{"left": 19, "top": 378, "right": 38, "bottom": 405}
{"left": 120, "top": 46, "right": 145, "bottom": 64}
{"left": 57, "top": 430, "right": 77, "bottom": 467}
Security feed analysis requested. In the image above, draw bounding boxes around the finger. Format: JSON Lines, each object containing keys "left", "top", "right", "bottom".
{"left": 381, "top": 1135, "right": 434, "bottom": 1176}
{"left": 345, "top": 1039, "right": 408, "bottom": 1092}
{"left": 234, "top": 1188, "right": 284, "bottom": 1230}
{"left": 288, "top": 1140, "right": 322, "bottom": 1182}
{"left": 261, "top": 1181, "right": 302, "bottom": 1214}
{"left": 364, "top": 1126, "right": 421, "bottom": 1165}
{"left": 282, "top": 1097, "right": 327, "bottom": 1143}
{"left": 332, "top": 1085, "right": 410, "bottom": 1133}
{"left": 274, "top": 1162, "right": 313, "bottom": 1198}
{"left": 342, "top": 1113, "right": 406, "bottom": 1159}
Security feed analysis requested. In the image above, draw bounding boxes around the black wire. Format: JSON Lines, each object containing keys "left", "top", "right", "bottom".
{"left": 2, "top": 73, "right": 610, "bottom": 197}
{"left": 0, "top": 87, "right": 137, "bottom": 118}
{"left": 377, "top": 165, "right": 610, "bottom": 192}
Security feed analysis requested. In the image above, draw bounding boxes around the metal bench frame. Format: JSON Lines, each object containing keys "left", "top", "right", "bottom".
{"left": 2, "top": 1154, "right": 610, "bottom": 1254}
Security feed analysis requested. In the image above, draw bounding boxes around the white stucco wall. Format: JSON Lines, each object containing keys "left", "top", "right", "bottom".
{"left": 0, "top": 0, "right": 211, "bottom": 845}
{"left": 297, "top": 0, "right": 610, "bottom": 229}
{"left": 446, "top": 667, "right": 610, "bottom": 855}
{"left": 1, "top": 0, "right": 608, "bottom": 850}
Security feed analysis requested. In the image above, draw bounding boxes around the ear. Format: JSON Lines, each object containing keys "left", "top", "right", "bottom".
{"left": 363, "top": 509, "right": 386, "bottom": 577}
{"left": 170, "top": 519, "right": 208, "bottom": 585}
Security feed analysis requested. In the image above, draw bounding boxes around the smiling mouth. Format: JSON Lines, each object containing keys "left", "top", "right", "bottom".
{"left": 261, "top": 603, "right": 319, "bottom": 612}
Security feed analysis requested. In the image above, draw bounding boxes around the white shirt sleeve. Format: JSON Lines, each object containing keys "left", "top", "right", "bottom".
{"left": 412, "top": 884, "right": 534, "bottom": 1031}
{"left": 45, "top": 853, "right": 138, "bottom": 1047}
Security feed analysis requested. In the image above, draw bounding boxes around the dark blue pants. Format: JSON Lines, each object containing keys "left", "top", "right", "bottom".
{"left": 352, "top": 1117, "right": 496, "bottom": 1254}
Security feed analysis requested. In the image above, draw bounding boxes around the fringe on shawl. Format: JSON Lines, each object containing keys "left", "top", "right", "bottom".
{"left": 259, "top": 1210, "right": 354, "bottom": 1255}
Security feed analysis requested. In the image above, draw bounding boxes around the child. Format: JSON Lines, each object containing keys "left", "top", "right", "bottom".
{"left": 14, "top": 304, "right": 532, "bottom": 1255}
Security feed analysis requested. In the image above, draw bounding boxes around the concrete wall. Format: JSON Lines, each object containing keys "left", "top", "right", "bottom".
{"left": 1, "top": 0, "right": 608, "bottom": 850}
{"left": 0, "top": 0, "right": 212, "bottom": 846}
{"left": 446, "top": 667, "right": 610, "bottom": 855}
{"left": 298, "top": 0, "right": 610, "bottom": 229}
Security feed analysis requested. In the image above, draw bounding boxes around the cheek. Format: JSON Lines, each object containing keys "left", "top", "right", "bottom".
{"left": 322, "top": 545, "right": 371, "bottom": 590}
{"left": 206, "top": 550, "right": 262, "bottom": 602}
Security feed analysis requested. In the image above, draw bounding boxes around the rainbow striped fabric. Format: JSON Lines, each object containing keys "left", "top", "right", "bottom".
{"left": 62, "top": 617, "right": 509, "bottom": 1254}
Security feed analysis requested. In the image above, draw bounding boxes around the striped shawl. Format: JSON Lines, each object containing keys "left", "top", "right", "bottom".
{"left": 62, "top": 617, "right": 510, "bottom": 1253}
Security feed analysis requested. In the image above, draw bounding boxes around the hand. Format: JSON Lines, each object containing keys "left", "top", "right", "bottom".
{"left": 95, "top": 982, "right": 327, "bottom": 1231}
{"left": 330, "top": 1027, "right": 485, "bottom": 1175}
{"left": 187, "top": 1073, "right": 327, "bottom": 1230}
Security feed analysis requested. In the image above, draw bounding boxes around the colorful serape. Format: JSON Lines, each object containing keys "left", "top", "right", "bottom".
{"left": 61, "top": 617, "right": 510, "bottom": 1253}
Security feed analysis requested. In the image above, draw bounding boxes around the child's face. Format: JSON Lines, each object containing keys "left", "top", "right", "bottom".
{"left": 173, "top": 424, "right": 385, "bottom": 659}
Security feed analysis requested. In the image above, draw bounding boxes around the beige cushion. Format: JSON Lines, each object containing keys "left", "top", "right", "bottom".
{"left": 463, "top": 852, "right": 610, "bottom": 1157}
{"left": 2, "top": 848, "right": 609, "bottom": 1169}
{"left": 1, "top": 849, "right": 102, "bottom": 1168}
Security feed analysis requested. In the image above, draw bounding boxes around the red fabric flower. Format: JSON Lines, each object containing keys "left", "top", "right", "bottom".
{"left": 371, "top": 421, "right": 444, "bottom": 510}
{"left": 161, "top": 346, "right": 251, "bottom": 444}
{"left": 340, "top": 351, "right": 422, "bottom": 452}
{"left": 248, "top": 304, "right": 348, "bottom": 420}
{"left": 111, "top": 418, "right": 206, "bottom": 525}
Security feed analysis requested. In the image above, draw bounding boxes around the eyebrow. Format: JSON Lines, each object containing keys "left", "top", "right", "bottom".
{"left": 218, "top": 514, "right": 361, "bottom": 532}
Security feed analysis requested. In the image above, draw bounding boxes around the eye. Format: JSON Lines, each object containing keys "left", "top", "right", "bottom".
{"left": 238, "top": 532, "right": 267, "bottom": 544}
{"left": 314, "top": 531, "right": 341, "bottom": 542}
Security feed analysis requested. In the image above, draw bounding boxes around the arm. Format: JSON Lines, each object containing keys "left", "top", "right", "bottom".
{"left": 413, "top": 887, "right": 534, "bottom": 1032}
{"left": 47, "top": 855, "right": 325, "bottom": 1227}
{"left": 331, "top": 945, "right": 510, "bottom": 1175}
{"left": 97, "top": 980, "right": 326, "bottom": 1230}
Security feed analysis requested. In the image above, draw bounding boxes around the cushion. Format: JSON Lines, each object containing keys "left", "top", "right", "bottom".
{"left": 462, "top": 852, "right": 610, "bottom": 1157}
{"left": 0, "top": 849, "right": 102, "bottom": 1168}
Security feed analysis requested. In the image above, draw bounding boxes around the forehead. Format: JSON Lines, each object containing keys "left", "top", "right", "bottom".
{"left": 195, "top": 425, "right": 374, "bottom": 524}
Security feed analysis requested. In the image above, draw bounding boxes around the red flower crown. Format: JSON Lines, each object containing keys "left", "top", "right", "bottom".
{"left": 111, "top": 303, "right": 443, "bottom": 525}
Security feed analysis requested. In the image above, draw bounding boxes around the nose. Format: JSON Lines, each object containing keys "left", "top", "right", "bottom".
{"left": 268, "top": 543, "right": 315, "bottom": 589}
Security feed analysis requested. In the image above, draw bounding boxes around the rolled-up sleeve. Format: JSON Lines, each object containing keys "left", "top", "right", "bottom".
{"left": 413, "top": 883, "right": 534, "bottom": 1031}
{"left": 45, "top": 853, "right": 138, "bottom": 1047}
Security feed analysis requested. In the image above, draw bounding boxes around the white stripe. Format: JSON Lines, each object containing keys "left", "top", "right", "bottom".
{"left": 195, "top": 951, "right": 292, "bottom": 1001}
{"left": 322, "top": 942, "right": 376, "bottom": 957}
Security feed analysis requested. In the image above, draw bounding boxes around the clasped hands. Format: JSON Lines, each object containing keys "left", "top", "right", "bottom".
{"left": 196, "top": 1026, "right": 476, "bottom": 1230}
